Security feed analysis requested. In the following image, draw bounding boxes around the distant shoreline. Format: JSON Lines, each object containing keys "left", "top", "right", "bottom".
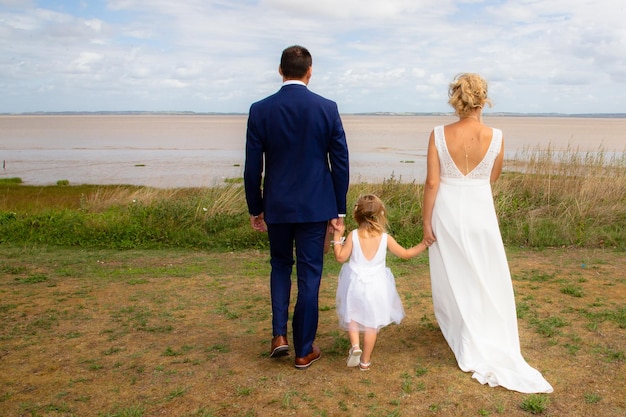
{"left": 2, "top": 111, "right": 626, "bottom": 118}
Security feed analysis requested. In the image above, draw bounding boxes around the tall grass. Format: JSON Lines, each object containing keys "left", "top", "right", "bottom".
{"left": 0, "top": 148, "right": 624, "bottom": 250}
{"left": 495, "top": 146, "right": 626, "bottom": 247}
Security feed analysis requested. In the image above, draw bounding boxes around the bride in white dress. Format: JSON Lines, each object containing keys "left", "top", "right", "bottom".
{"left": 422, "top": 73, "right": 553, "bottom": 393}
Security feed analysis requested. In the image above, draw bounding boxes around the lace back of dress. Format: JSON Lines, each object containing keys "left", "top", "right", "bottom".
{"left": 434, "top": 125, "right": 502, "bottom": 179}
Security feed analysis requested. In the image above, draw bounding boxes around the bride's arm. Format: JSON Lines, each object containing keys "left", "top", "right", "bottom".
{"left": 490, "top": 136, "right": 505, "bottom": 182}
{"left": 422, "top": 131, "right": 439, "bottom": 246}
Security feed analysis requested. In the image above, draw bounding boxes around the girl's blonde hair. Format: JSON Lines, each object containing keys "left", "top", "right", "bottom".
{"left": 448, "top": 73, "right": 492, "bottom": 117}
{"left": 353, "top": 194, "right": 388, "bottom": 235}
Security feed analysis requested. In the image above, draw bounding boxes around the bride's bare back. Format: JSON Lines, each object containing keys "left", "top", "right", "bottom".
{"left": 443, "top": 118, "right": 494, "bottom": 176}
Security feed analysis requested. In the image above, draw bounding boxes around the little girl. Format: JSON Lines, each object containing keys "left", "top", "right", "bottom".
{"left": 332, "top": 194, "right": 429, "bottom": 371}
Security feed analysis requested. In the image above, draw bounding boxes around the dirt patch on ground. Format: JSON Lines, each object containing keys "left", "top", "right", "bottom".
{"left": 0, "top": 247, "right": 624, "bottom": 416}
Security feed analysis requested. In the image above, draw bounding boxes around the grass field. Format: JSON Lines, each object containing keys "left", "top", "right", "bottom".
{"left": 1, "top": 148, "right": 624, "bottom": 415}
{"left": 0, "top": 245, "right": 624, "bottom": 416}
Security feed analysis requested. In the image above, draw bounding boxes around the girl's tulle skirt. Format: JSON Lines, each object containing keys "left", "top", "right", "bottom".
{"left": 336, "top": 264, "right": 405, "bottom": 332}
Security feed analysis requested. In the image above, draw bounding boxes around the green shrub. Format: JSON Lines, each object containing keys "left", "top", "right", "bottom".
{"left": 0, "top": 177, "right": 22, "bottom": 184}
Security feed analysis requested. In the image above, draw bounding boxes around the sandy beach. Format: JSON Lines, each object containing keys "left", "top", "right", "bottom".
{"left": 1, "top": 114, "right": 624, "bottom": 187}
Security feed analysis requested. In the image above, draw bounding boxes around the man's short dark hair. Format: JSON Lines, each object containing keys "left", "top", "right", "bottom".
{"left": 280, "top": 45, "right": 312, "bottom": 79}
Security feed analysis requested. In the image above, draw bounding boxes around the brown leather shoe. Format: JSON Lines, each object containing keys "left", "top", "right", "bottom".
{"left": 294, "top": 345, "right": 321, "bottom": 369}
{"left": 270, "top": 335, "right": 289, "bottom": 358}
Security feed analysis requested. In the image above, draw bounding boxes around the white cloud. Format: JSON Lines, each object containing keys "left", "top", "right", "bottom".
{"left": 261, "top": 0, "right": 452, "bottom": 19}
{"left": 71, "top": 52, "right": 103, "bottom": 73}
{"left": 84, "top": 18, "right": 103, "bottom": 32}
{"left": 0, "top": 0, "right": 624, "bottom": 113}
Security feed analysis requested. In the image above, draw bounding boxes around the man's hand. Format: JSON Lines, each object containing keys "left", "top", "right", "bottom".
{"left": 329, "top": 217, "right": 344, "bottom": 232}
{"left": 250, "top": 213, "right": 267, "bottom": 232}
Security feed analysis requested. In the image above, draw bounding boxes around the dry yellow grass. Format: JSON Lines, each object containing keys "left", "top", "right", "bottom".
{"left": 0, "top": 246, "right": 624, "bottom": 416}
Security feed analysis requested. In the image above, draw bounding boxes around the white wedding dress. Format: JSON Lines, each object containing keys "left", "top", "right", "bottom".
{"left": 428, "top": 125, "right": 553, "bottom": 393}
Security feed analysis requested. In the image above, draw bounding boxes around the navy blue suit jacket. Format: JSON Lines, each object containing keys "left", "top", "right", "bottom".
{"left": 244, "top": 84, "right": 349, "bottom": 224}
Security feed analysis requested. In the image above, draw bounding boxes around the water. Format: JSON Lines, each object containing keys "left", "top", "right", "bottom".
{"left": 1, "top": 114, "right": 624, "bottom": 188}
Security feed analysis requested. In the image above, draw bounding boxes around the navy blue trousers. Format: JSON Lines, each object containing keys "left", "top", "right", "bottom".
{"left": 267, "top": 221, "right": 327, "bottom": 358}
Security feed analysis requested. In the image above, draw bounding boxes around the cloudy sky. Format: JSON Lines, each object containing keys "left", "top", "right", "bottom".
{"left": 1, "top": 0, "right": 625, "bottom": 114}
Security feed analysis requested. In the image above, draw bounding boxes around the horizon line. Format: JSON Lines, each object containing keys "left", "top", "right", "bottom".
{"left": 2, "top": 111, "right": 626, "bottom": 118}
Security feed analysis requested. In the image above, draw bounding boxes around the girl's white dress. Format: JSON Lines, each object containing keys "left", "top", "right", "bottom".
{"left": 336, "top": 230, "right": 405, "bottom": 331}
{"left": 429, "top": 125, "right": 553, "bottom": 393}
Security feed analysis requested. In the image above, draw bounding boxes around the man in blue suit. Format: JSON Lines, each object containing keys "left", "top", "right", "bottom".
{"left": 244, "top": 45, "right": 350, "bottom": 369}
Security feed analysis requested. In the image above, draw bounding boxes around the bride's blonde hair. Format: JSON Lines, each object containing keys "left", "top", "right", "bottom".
{"left": 448, "top": 73, "right": 492, "bottom": 117}
{"left": 353, "top": 194, "right": 388, "bottom": 235}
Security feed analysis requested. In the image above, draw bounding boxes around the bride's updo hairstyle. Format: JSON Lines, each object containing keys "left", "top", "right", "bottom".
{"left": 448, "top": 73, "right": 492, "bottom": 117}
{"left": 353, "top": 194, "right": 388, "bottom": 235}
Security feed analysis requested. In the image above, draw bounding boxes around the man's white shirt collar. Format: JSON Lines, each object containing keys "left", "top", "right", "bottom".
{"left": 282, "top": 80, "right": 306, "bottom": 87}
